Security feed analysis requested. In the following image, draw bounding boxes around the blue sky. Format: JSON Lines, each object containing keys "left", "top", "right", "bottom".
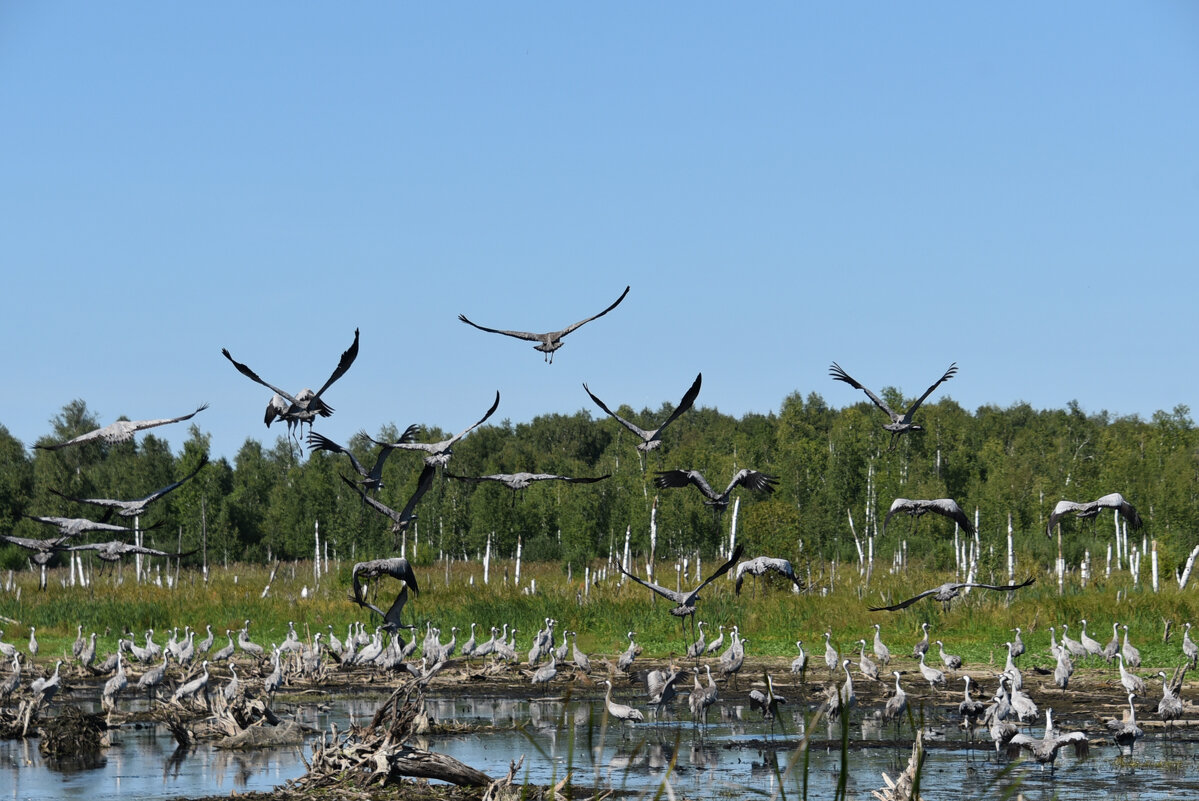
{"left": 2, "top": 4, "right": 1197, "bottom": 461}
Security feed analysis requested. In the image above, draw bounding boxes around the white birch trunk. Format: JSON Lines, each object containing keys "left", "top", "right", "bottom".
{"left": 515, "top": 535, "right": 522, "bottom": 587}
{"left": 622, "top": 526, "right": 630, "bottom": 585}
{"left": 135, "top": 515, "right": 143, "bottom": 583}
{"left": 728, "top": 497, "right": 740, "bottom": 563}
{"left": 1006, "top": 513, "right": 1014, "bottom": 582}
{"left": 649, "top": 497, "right": 657, "bottom": 585}
{"left": 1177, "top": 544, "right": 1199, "bottom": 589}
{"left": 314, "top": 520, "right": 321, "bottom": 583}
{"left": 483, "top": 534, "right": 491, "bottom": 585}
{"left": 1151, "top": 539, "right": 1159, "bottom": 592}
{"left": 847, "top": 509, "right": 864, "bottom": 573}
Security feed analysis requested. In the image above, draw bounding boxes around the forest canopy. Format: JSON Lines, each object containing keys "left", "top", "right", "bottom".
{"left": 1, "top": 394, "right": 1195, "bottom": 576}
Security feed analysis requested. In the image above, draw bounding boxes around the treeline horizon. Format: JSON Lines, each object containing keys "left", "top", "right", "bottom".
{"left": 1, "top": 392, "right": 1196, "bottom": 577}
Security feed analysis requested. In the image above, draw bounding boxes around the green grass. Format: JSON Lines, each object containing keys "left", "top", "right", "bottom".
{"left": 0, "top": 555, "right": 1195, "bottom": 671}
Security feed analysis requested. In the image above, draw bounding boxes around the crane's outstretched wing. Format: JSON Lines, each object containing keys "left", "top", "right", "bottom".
{"left": 657, "top": 372, "right": 703, "bottom": 434}
{"left": 616, "top": 563, "right": 684, "bottom": 603}
{"left": 1, "top": 534, "right": 70, "bottom": 551}
{"left": 37, "top": 404, "right": 210, "bottom": 450}
{"left": 526, "top": 473, "right": 611, "bottom": 484}
{"left": 222, "top": 350, "right": 297, "bottom": 402}
{"left": 350, "top": 584, "right": 413, "bottom": 632}
{"left": 308, "top": 432, "right": 368, "bottom": 478}
{"left": 457, "top": 315, "right": 542, "bottom": 342}
{"left": 23, "top": 515, "right": 158, "bottom": 536}
{"left": 583, "top": 383, "right": 649, "bottom": 439}
{"left": 881, "top": 498, "right": 912, "bottom": 536}
{"left": 310, "top": 328, "right": 360, "bottom": 401}
{"left": 1046, "top": 499, "right": 1086, "bottom": 535}
{"left": 1095, "top": 493, "right": 1142, "bottom": 530}
{"left": 441, "top": 390, "right": 501, "bottom": 446}
{"left": 958, "top": 577, "right": 1035, "bottom": 593}
{"left": 654, "top": 469, "right": 718, "bottom": 501}
{"left": 829, "top": 362, "right": 900, "bottom": 422}
{"left": 867, "top": 587, "right": 943, "bottom": 612}
{"left": 905, "top": 363, "right": 958, "bottom": 418}
{"left": 342, "top": 475, "right": 403, "bottom": 526}
{"left": 584, "top": 372, "right": 701, "bottom": 442}
{"left": 443, "top": 472, "right": 494, "bottom": 484}
{"left": 723, "top": 469, "right": 778, "bottom": 497}
{"left": 68, "top": 541, "right": 198, "bottom": 558}
{"left": 556, "top": 285, "right": 630, "bottom": 337}
{"left": 50, "top": 456, "right": 210, "bottom": 511}
{"left": 930, "top": 498, "right": 974, "bottom": 535}
{"left": 868, "top": 576, "right": 1033, "bottom": 611}
{"left": 397, "top": 464, "right": 437, "bottom": 520}
{"left": 693, "top": 542, "right": 745, "bottom": 595}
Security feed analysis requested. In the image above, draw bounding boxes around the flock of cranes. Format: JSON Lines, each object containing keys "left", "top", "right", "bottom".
{"left": 7, "top": 283, "right": 1177, "bottom": 786}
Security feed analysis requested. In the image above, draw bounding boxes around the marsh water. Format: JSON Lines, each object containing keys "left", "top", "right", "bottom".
{"left": 1, "top": 691, "right": 1196, "bottom": 801}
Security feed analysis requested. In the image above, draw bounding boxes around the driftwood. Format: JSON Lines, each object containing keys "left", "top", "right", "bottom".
{"left": 217, "top": 719, "right": 307, "bottom": 749}
{"left": 872, "top": 729, "right": 925, "bottom": 801}
{"left": 39, "top": 704, "right": 108, "bottom": 761}
{"left": 294, "top": 680, "right": 497, "bottom": 790}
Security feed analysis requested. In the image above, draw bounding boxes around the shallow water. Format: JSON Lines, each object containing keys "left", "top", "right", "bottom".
{"left": 1, "top": 693, "right": 1196, "bottom": 800}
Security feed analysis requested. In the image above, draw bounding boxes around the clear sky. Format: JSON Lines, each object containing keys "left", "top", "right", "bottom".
{"left": 2, "top": 3, "right": 1197, "bottom": 462}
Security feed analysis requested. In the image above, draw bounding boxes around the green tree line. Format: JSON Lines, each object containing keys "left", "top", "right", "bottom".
{"left": 1, "top": 393, "right": 1196, "bottom": 576}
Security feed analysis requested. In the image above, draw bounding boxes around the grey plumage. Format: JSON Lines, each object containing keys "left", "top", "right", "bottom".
{"left": 1009, "top": 709, "right": 1090, "bottom": 770}
{"left": 1047, "top": 492, "right": 1142, "bottom": 536}
{"left": 49, "top": 456, "right": 210, "bottom": 518}
{"left": 1106, "top": 693, "right": 1144, "bottom": 750}
{"left": 583, "top": 372, "right": 701, "bottom": 455}
{"left": 368, "top": 391, "right": 500, "bottom": 468}
{"left": 883, "top": 497, "right": 975, "bottom": 537}
{"left": 653, "top": 468, "right": 777, "bottom": 511}
{"left": 222, "top": 328, "right": 359, "bottom": 435}
{"left": 307, "top": 427, "right": 417, "bottom": 492}
{"left": 869, "top": 577, "right": 1034, "bottom": 612}
{"left": 341, "top": 465, "right": 435, "bottom": 537}
{"left": 603, "top": 679, "right": 644, "bottom": 723}
{"left": 446, "top": 470, "right": 610, "bottom": 496}
{"left": 36, "top": 404, "right": 209, "bottom": 451}
{"left": 67, "top": 540, "right": 197, "bottom": 563}
{"left": 829, "top": 361, "right": 956, "bottom": 448}
{"left": 734, "top": 556, "right": 802, "bottom": 595}
{"left": 349, "top": 557, "right": 420, "bottom": 632}
{"left": 458, "top": 285, "right": 629, "bottom": 363}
